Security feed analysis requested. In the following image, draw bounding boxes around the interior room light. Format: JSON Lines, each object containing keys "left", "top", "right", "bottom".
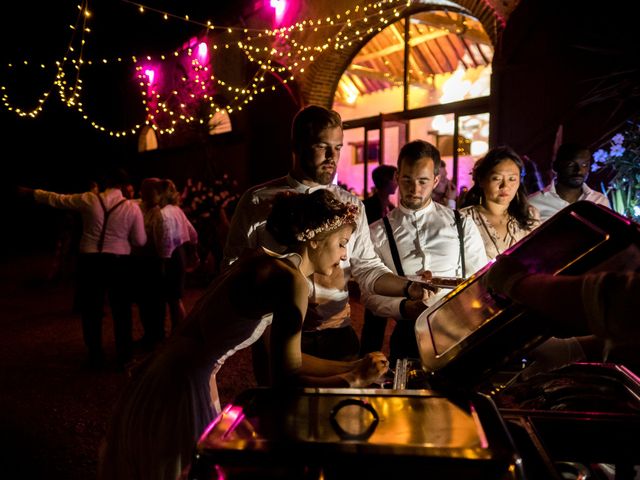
{"left": 471, "top": 140, "right": 488, "bottom": 156}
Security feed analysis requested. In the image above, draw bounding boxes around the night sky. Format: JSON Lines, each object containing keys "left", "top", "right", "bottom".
{"left": 1, "top": 1, "right": 247, "bottom": 186}
{"left": 2, "top": 1, "right": 249, "bottom": 254}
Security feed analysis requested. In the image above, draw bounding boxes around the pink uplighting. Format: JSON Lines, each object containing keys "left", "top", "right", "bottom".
{"left": 144, "top": 69, "right": 156, "bottom": 85}
{"left": 269, "top": 0, "right": 286, "bottom": 23}
{"left": 197, "top": 42, "right": 208, "bottom": 62}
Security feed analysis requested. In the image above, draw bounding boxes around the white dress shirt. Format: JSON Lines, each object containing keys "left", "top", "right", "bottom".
{"left": 153, "top": 205, "right": 198, "bottom": 259}
{"left": 34, "top": 188, "right": 146, "bottom": 255}
{"left": 364, "top": 201, "right": 488, "bottom": 319}
{"left": 222, "top": 174, "right": 392, "bottom": 331}
{"left": 528, "top": 182, "right": 611, "bottom": 222}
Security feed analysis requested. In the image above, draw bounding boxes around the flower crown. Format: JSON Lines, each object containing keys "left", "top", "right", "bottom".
{"left": 295, "top": 203, "right": 359, "bottom": 242}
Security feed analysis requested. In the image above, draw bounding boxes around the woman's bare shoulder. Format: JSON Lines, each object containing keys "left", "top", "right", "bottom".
{"left": 237, "top": 251, "right": 303, "bottom": 288}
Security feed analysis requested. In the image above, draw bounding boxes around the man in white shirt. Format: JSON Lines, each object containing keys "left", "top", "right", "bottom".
{"left": 363, "top": 140, "right": 488, "bottom": 362}
{"left": 20, "top": 169, "right": 147, "bottom": 369}
{"left": 223, "top": 105, "right": 430, "bottom": 362}
{"left": 529, "top": 143, "right": 610, "bottom": 222}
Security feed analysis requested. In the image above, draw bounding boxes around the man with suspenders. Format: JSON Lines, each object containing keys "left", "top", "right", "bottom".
{"left": 363, "top": 140, "right": 487, "bottom": 363}
{"left": 20, "top": 169, "right": 146, "bottom": 369}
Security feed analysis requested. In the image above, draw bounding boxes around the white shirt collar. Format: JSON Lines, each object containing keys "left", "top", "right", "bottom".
{"left": 285, "top": 174, "right": 330, "bottom": 194}
{"left": 397, "top": 199, "right": 435, "bottom": 219}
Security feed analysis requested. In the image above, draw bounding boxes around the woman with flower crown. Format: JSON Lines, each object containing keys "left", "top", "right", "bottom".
{"left": 98, "top": 189, "right": 389, "bottom": 480}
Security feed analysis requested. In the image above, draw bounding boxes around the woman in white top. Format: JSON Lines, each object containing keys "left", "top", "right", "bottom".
{"left": 154, "top": 179, "right": 199, "bottom": 330}
{"left": 98, "top": 190, "right": 389, "bottom": 480}
{"left": 460, "top": 146, "right": 540, "bottom": 260}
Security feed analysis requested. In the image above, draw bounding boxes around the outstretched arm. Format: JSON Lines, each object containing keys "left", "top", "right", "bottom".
{"left": 483, "top": 255, "right": 640, "bottom": 341}
{"left": 16, "top": 186, "right": 35, "bottom": 199}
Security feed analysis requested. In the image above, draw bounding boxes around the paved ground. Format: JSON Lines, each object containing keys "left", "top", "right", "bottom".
{"left": 0, "top": 253, "right": 255, "bottom": 479}
{"left": 0, "top": 252, "right": 380, "bottom": 479}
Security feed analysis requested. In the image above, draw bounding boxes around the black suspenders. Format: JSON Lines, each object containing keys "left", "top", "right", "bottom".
{"left": 382, "top": 216, "right": 405, "bottom": 276}
{"left": 96, "top": 194, "right": 126, "bottom": 253}
{"left": 453, "top": 209, "right": 466, "bottom": 278}
{"left": 382, "top": 210, "right": 466, "bottom": 278}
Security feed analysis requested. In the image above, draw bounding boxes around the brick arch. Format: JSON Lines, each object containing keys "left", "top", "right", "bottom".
{"left": 300, "top": 0, "right": 498, "bottom": 108}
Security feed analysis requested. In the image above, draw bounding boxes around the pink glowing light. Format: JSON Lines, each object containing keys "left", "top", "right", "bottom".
{"left": 197, "top": 42, "right": 208, "bottom": 62}
{"left": 144, "top": 68, "right": 156, "bottom": 85}
{"left": 269, "top": 0, "right": 286, "bottom": 23}
{"left": 197, "top": 404, "right": 246, "bottom": 443}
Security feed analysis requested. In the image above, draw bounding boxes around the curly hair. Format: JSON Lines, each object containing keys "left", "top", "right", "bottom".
{"left": 461, "top": 146, "right": 537, "bottom": 230}
{"left": 266, "top": 190, "right": 359, "bottom": 247}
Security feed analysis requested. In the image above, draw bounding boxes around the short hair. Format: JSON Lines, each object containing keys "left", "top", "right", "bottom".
{"left": 371, "top": 164, "right": 397, "bottom": 189}
{"left": 267, "top": 190, "right": 358, "bottom": 247}
{"left": 397, "top": 140, "right": 441, "bottom": 175}
{"left": 291, "top": 105, "right": 342, "bottom": 155}
{"left": 103, "top": 167, "right": 130, "bottom": 189}
{"left": 553, "top": 143, "right": 591, "bottom": 169}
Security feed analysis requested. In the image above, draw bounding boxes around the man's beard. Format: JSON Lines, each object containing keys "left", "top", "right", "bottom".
{"left": 559, "top": 175, "right": 585, "bottom": 189}
{"left": 308, "top": 161, "right": 336, "bottom": 185}
{"left": 401, "top": 196, "right": 429, "bottom": 210}
{"left": 315, "top": 169, "right": 336, "bottom": 185}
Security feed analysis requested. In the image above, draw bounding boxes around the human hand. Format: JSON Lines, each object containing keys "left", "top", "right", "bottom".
{"left": 347, "top": 352, "right": 389, "bottom": 387}
{"left": 482, "top": 254, "right": 532, "bottom": 298}
{"left": 406, "top": 272, "right": 439, "bottom": 301}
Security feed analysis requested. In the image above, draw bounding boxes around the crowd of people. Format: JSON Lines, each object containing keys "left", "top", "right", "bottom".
{"left": 16, "top": 103, "right": 637, "bottom": 480}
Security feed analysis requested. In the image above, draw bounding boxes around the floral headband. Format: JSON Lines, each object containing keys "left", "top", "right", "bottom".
{"left": 295, "top": 203, "right": 360, "bottom": 242}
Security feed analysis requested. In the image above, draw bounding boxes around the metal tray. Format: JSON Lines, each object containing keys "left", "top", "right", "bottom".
{"left": 189, "top": 387, "right": 525, "bottom": 479}
{"left": 495, "top": 363, "right": 640, "bottom": 478}
{"left": 414, "top": 201, "right": 640, "bottom": 389}
{"left": 493, "top": 362, "right": 640, "bottom": 414}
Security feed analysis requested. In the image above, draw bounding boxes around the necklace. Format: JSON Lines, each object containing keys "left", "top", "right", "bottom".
{"left": 476, "top": 208, "right": 510, "bottom": 256}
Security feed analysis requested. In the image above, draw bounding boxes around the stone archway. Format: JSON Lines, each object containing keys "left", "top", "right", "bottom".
{"left": 299, "top": 0, "right": 498, "bottom": 107}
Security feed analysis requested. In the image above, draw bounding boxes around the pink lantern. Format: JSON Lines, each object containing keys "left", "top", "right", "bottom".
{"left": 144, "top": 68, "right": 156, "bottom": 86}
{"left": 269, "top": 0, "right": 286, "bottom": 24}
{"left": 197, "top": 42, "right": 208, "bottom": 63}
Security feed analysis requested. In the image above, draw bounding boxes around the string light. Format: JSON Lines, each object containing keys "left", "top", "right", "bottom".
{"left": 2, "top": 0, "right": 420, "bottom": 137}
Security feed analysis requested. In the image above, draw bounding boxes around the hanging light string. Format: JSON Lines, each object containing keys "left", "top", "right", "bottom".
{"left": 3, "top": 0, "right": 408, "bottom": 70}
{"left": 239, "top": 1, "right": 409, "bottom": 78}
{"left": 120, "top": 0, "right": 408, "bottom": 34}
{"left": 2, "top": 0, "right": 412, "bottom": 136}
{"left": 2, "top": 1, "right": 90, "bottom": 118}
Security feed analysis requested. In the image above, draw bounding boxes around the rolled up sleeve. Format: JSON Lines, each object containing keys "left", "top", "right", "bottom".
{"left": 347, "top": 202, "right": 392, "bottom": 296}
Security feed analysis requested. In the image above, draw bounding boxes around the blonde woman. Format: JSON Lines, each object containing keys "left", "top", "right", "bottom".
{"left": 153, "top": 179, "right": 199, "bottom": 331}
